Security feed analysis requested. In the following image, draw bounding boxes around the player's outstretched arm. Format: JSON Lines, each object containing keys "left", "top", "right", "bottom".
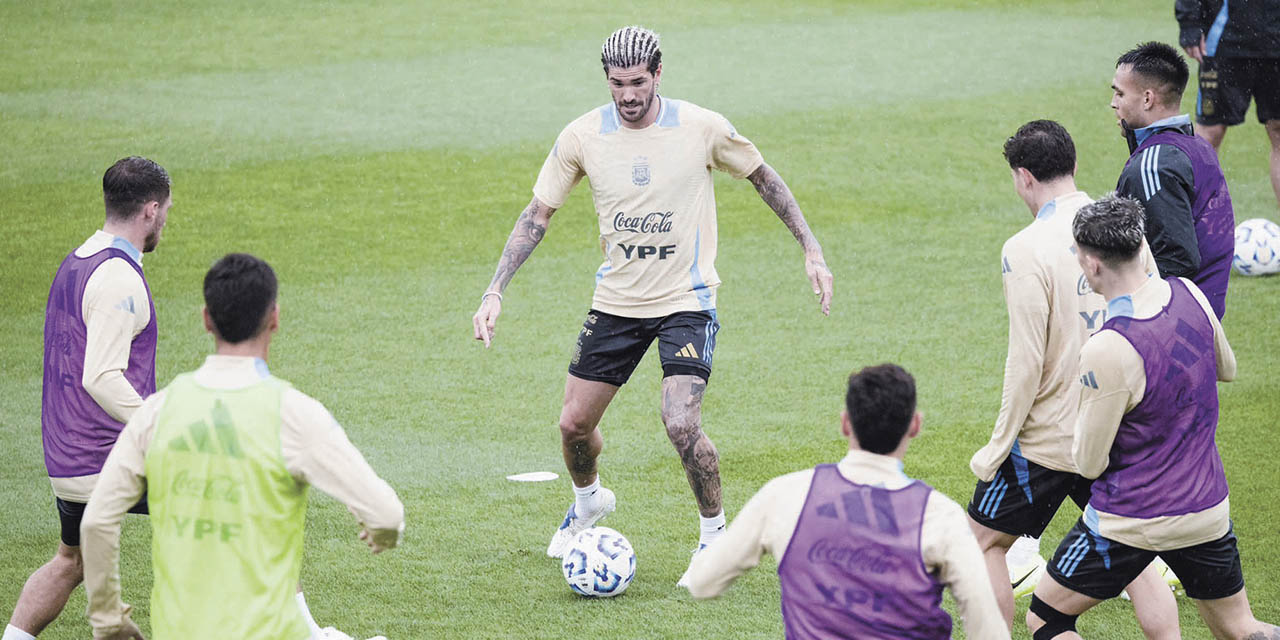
{"left": 746, "top": 163, "right": 833, "bottom": 315}
{"left": 473, "top": 196, "right": 558, "bottom": 346}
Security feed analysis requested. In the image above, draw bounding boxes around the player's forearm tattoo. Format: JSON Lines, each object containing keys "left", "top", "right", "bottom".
{"left": 747, "top": 163, "right": 822, "bottom": 255}
{"left": 487, "top": 198, "right": 551, "bottom": 293}
{"left": 662, "top": 377, "right": 721, "bottom": 515}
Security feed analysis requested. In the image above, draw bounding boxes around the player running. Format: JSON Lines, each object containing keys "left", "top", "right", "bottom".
{"left": 1027, "top": 195, "right": 1278, "bottom": 639}
{"left": 81, "top": 253, "right": 405, "bottom": 640}
{"left": 683, "top": 364, "right": 1009, "bottom": 640}
{"left": 966, "top": 122, "right": 1177, "bottom": 635}
{"left": 471, "top": 25, "right": 833, "bottom": 583}
{"left": 4, "top": 158, "right": 170, "bottom": 640}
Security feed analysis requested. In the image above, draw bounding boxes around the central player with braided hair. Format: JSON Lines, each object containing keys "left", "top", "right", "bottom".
{"left": 472, "top": 25, "right": 834, "bottom": 584}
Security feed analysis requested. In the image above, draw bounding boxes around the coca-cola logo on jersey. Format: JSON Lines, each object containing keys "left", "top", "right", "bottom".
{"left": 807, "top": 538, "right": 903, "bottom": 574}
{"left": 613, "top": 211, "right": 674, "bottom": 234}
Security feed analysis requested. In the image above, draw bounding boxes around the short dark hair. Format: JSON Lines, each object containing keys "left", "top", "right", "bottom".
{"left": 1116, "top": 42, "right": 1189, "bottom": 107}
{"left": 102, "top": 157, "right": 170, "bottom": 220}
{"left": 845, "top": 364, "right": 917, "bottom": 455}
{"left": 1073, "top": 193, "right": 1147, "bottom": 266}
{"left": 1003, "top": 120, "right": 1076, "bottom": 182}
{"left": 203, "top": 253, "right": 278, "bottom": 344}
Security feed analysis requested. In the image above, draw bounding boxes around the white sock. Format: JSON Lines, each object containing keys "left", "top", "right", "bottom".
{"left": 296, "top": 591, "right": 324, "bottom": 638}
{"left": 573, "top": 478, "right": 603, "bottom": 515}
{"left": 1006, "top": 535, "right": 1042, "bottom": 567}
{"left": 698, "top": 511, "right": 726, "bottom": 547}
{"left": 3, "top": 625, "right": 36, "bottom": 640}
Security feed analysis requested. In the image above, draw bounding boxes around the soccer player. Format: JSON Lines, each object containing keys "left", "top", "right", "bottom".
{"left": 683, "top": 364, "right": 1008, "bottom": 640}
{"left": 3, "top": 157, "right": 170, "bottom": 640}
{"left": 1177, "top": 0, "right": 1280, "bottom": 212}
{"left": 1027, "top": 195, "right": 1278, "bottom": 640}
{"left": 80, "top": 254, "right": 405, "bottom": 640}
{"left": 967, "top": 122, "right": 1176, "bottom": 635}
{"left": 1111, "top": 41, "right": 1234, "bottom": 319}
{"left": 470, "top": 25, "right": 834, "bottom": 581}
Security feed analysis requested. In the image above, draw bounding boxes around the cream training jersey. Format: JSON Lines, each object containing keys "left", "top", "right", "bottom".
{"left": 971, "top": 192, "right": 1158, "bottom": 480}
{"left": 533, "top": 97, "right": 764, "bottom": 318}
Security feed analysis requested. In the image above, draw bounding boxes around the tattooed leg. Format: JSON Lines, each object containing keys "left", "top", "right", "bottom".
{"left": 559, "top": 375, "right": 619, "bottom": 487}
{"left": 1194, "top": 589, "right": 1279, "bottom": 640}
{"left": 661, "top": 375, "right": 721, "bottom": 517}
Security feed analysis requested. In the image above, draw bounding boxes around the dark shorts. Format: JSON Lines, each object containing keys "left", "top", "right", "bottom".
{"left": 968, "top": 450, "right": 1093, "bottom": 538}
{"left": 1047, "top": 518, "right": 1244, "bottom": 601}
{"left": 1196, "top": 57, "right": 1280, "bottom": 125}
{"left": 568, "top": 309, "right": 719, "bottom": 386}
{"left": 57, "top": 496, "right": 148, "bottom": 547}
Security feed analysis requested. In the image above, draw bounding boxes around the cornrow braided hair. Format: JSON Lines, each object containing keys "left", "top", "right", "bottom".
{"left": 601, "top": 25, "right": 662, "bottom": 74}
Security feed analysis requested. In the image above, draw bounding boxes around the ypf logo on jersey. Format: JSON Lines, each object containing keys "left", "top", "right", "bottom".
{"left": 632, "top": 156, "right": 650, "bottom": 187}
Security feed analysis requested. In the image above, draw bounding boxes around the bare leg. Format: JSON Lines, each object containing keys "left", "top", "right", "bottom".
{"left": 559, "top": 375, "right": 619, "bottom": 488}
{"left": 1198, "top": 123, "right": 1228, "bottom": 150}
{"left": 968, "top": 517, "right": 1018, "bottom": 630}
{"left": 1126, "top": 563, "right": 1181, "bottom": 639}
{"left": 1193, "top": 588, "right": 1279, "bottom": 639}
{"left": 660, "top": 375, "right": 720, "bottom": 517}
{"left": 9, "top": 543, "right": 83, "bottom": 635}
{"left": 1026, "top": 573, "right": 1102, "bottom": 640}
{"left": 1266, "top": 120, "right": 1280, "bottom": 212}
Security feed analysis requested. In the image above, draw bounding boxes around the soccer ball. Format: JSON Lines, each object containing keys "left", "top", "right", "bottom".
{"left": 1233, "top": 218, "right": 1280, "bottom": 276}
{"left": 561, "top": 526, "right": 636, "bottom": 598}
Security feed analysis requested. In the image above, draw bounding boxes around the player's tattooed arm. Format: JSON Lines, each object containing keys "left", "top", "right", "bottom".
{"left": 487, "top": 196, "right": 556, "bottom": 294}
{"left": 474, "top": 197, "right": 557, "bottom": 346}
{"left": 662, "top": 376, "right": 722, "bottom": 516}
{"left": 746, "top": 163, "right": 835, "bottom": 315}
{"left": 747, "top": 163, "right": 821, "bottom": 253}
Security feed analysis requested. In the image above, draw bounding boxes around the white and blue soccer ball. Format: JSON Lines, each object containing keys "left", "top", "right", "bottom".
{"left": 1233, "top": 218, "right": 1280, "bottom": 276}
{"left": 561, "top": 526, "right": 636, "bottom": 598}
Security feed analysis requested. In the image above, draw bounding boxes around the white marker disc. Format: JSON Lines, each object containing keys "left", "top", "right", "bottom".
{"left": 506, "top": 471, "right": 559, "bottom": 482}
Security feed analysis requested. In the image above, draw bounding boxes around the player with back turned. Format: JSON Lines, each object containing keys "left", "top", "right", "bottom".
{"left": 683, "top": 364, "right": 1009, "bottom": 640}
{"left": 470, "top": 25, "right": 834, "bottom": 584}
{"left": 4, "top": 157, "right": 170, "bottom": 640}
{"left": 1027, "top": 195, "right": 1277, "bottom": 640}
{"left": 81, "top": 253, "right": 405, "bottom": 640}
{"left": 966, "top": 121, "right": 1176, "bottom": 637}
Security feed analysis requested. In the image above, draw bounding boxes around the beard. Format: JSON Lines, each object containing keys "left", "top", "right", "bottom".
{"left": 616, "top": 90, "right": 656, "bottom": 123}
{"left": 143, "top": 225, "right": 162, "bottom": 252}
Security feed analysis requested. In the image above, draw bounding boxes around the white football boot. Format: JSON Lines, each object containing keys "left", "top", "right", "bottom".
{"left": 546, "top": 487, "right": 616, "bottom": 558}
{"left": 1009, "top": 554, "right": 1048, "bottom": 599}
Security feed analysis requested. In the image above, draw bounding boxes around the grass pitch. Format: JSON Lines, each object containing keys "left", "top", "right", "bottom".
{"left": 1, "top": 1, "right": 1277, "bottom": 638}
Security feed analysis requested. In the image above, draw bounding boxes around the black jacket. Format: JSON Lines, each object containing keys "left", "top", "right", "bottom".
{"left": 1119, "top": 121, "right": 1201, "bottom": 279}
{"left": 1176, "top": 0, "right": 1280, "bottom": 58}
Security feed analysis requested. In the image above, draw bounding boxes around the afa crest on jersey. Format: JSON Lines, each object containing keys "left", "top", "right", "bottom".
{"left": 632, "top": 156, "right": 650, "bottom": 187}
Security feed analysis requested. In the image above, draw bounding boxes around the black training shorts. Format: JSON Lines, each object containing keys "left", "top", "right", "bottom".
{"left": 1047, "top": 518, "right": 1245, "bottom": 601}
{"left": 968, "top": 450, "right": 1093, "bottom": 538}
{"left": 1196, "top": 57, "right": 1280, "bottom": 126}
{"left": 56, "top": 496, "right": 149, "bottom": 547}
{"left": 568, "top": 309, "right": 719, "bottom": 386}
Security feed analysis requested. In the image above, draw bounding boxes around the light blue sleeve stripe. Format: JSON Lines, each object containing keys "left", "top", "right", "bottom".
{"left": 1205, "top": 0, "right": 1229, "bottom": 57}
{"left": 598, "top": 103, "right": 620, "bottom": 134}
{"left": 657, "top": 98, "right": 681, "bottom": 128}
